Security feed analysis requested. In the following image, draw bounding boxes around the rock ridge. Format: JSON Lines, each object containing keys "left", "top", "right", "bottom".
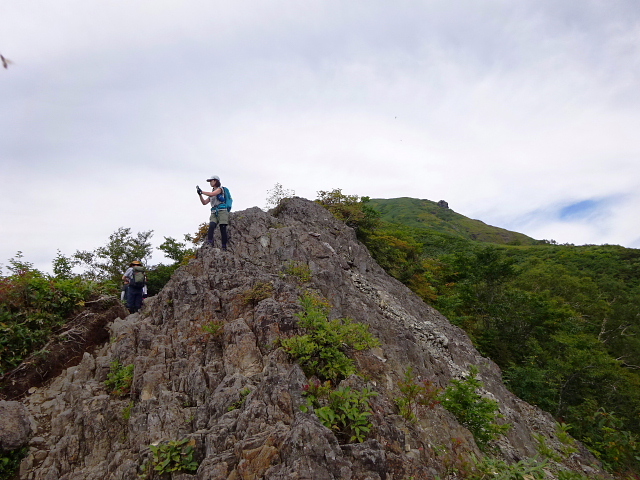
{"left": 14, "top": 197, "right": 606, "bottom": 479}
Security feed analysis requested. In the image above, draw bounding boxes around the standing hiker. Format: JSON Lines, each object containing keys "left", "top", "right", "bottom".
{"left": 197, "top": 175, "right": 231, "bottom": 251}
{"left": 122, "top": 260, "right": 146, "bottom": 313}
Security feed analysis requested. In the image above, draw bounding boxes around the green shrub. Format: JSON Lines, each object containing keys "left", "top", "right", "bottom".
{"left": 467, "top": 454, "right": 549, "bottom": 479}
{"left": 438, "top": 366, "right": 511, "bottom": 452}
{"left": 395, "top": 367, "right": 441, "bottom": 421}
{"left": 202, "top": 320, "right": 224, "bottom": 338}
{"left": 281, "top": 293, "right": 380, "bottom": 382}
{"left": 140, "top": 438, "right": 199, "bottom": 478}
{"left": 105, "top": 359, "right": 134, "bottom": 397}
{"left": 582, "top": 409, "right": 640, "bottom": 475}
{"left": 0, "top": 262, "right": 101, "bottom": 375}
{"left": 0, "top": 447, "right": 27, "bottom": 480}
{"left": 227, "top": 388, "right": 252, "bottom": 411}
{"left": 282, "top": 261, "right": 312, "bottom": 282}
{"left": 302, "top": 380, "right": 378, "bottom": 443}
{"left": 242, "top": 281, "right": 274, "bottom": 306}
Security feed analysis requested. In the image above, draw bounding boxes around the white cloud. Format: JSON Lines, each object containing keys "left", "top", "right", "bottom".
{"left": 2, "top": 0, "right": 640, "bottom": 271}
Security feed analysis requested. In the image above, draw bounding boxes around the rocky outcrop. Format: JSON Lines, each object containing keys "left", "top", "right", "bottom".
{"left": 15, "top": 198, "right": 607, "bottom": 479}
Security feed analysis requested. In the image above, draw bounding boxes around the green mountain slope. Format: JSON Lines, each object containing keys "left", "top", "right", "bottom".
{"left": 368, "top": 197, "right": 538, "bottom": 245}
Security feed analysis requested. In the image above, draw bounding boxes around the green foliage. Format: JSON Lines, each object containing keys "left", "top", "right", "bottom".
{"left": 242, "top": 281, "right": 274, "bottom": 306}
{"left": 282, "top": 261, "right": 312, "bottom": 282}
{"left": 281, "top": 293, "right": 380, "bottom": 382}
{"left": 315, "top": 189, "right": 380, "bottom": 239}
{"left": 395, "top": 367, "right": 441, "bottom": 421}
{"left": 0, "top": 447, "right": 27, "bottom": 480}
{"left": 140, "top": 438, "right": 199, "bottom": 478}
{"left": 438, "top": 366, "right": 511, "bottom": 451}
{"left": 202, "top": 320, "right": 224, "bottom": 338}
{"left": 355, "top": 197, "right": 640, "bottom": 473}
{"left": 73, "top": 227, "right": 153, "bottom": 283}
{"left": 122, "top": 401, "right": 135, "bottom": 421}
{"left": 105, "top": 359, "right": 134, "bottom": 397}
{"left": 367, "top": 197, "right": 537, "bottom": 246}
{"left": 51, "top": 249, "right": 78, "bottom": 279}
{"left": 467, "top": 454, "right": 549, "bottom": 480}
{"left": 580, "top": 408, "right": 640, "bottom": 475}
{"left": 227, "top": 387, "right": 252, "bottom": 411}
{"left": 265, "top": 182, "right": 296, "bottom": 210}
{"left": 533, "top": 433, "right": 563, "bottom": 462}
{"left": 158, "top": 236, "right": 195, "bottom": 265}
{"left": 144, "top": 263, "right": 179, "bottom": 297}
{"left": 0, "top": 254, "right": 102, "bottom": 375}
{"left": 302, "top": 380, "right": 378, "bottom": 443}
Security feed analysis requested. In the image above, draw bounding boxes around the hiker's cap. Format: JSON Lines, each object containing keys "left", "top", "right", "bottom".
{"left": 207, "top": 175, "right": 220, "bottom": 182}
{"left": 131, "top": 260, "right": 142, "bottom": 266}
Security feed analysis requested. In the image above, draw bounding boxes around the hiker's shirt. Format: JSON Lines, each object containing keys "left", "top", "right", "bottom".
{"left": 210, "top": 188, "right": 225, "bottom": 211}
{"left": 123, "top": 267, "right": 134, "bottom": 283}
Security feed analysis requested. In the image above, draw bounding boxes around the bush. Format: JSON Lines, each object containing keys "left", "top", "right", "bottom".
{"left": 439, "top": 366, "right": 511, "bottom": 451}
{"left": 281, "top": 293, "right": 380, "bottom": 382}
{"left": 302, "top": 380, "right": 378, "bottom": 443}
{"left": 104, "top": 359, "right": 134, "bottom": 397}
{"left": 395, "top": 367, "right": 441, "bottom": 421}
{"left": 0, "top": 259, "right": 102, "bottom": 375}
{"left": 140, "top": 438, "right": 199, "bottom": 478}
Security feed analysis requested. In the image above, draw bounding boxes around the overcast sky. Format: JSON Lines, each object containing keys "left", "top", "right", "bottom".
{"left": 2, "top": 0, "right": 640, "bottom": 273}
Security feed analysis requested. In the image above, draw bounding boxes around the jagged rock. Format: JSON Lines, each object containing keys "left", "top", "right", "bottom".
{"left": 15, "top": 198, "right": 608, "bottom": 479}
{"left": 437, "top": 200, "right": 449, "bottom": 208}
{"left": 0, "top": 400, "right": 34, "bottom": 450}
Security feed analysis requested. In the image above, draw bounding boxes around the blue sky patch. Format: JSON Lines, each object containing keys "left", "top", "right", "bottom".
{"left": 559, "top": 199, "right": 602, "bottom": 221}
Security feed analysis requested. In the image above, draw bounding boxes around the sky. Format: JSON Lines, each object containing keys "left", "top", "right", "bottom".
{"left": 2, "top": 0, "right": 640, "bottom": 273}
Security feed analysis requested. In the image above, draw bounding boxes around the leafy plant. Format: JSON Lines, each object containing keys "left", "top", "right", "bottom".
{"left": 302, "top": 381, "right": 378, "bottom": 443}
{"left": 0, "top": 447, "right": 27, "bottom": 480}
{"left": 202, "top": 320, "right": 224, "bottom": 338}
{"left": 266, "top": 182, "right": 296, "bottom": 210}
{"left": 227, "top": 387, "right": 252, "bottom": 411}
{"left": 0, "top": 255, "right": 102, "bottom": 375}
{"left": 105, "top": 359, "right": 134, "bottom": 397}
{"left": 438, "top": 366, "right": 511, "bottom": 451}
{"left": 122, "top": 401, "right": 135, "bottom": 421}
{"left": 467, "top": 454, "right": 549, "bottom": 479}
{"left": 242, "top": 281, "right": 274, "bottom": 306}
{"left": 140, "top": 438, "right": 199, "bottom": 478}
{"left": 281, "top": 293, "right": 380, "bottom": 382}
{"left": 315, "top": 189, "right": 380, "bottom": 239}
{"left": 282, "top": 261, "right": 312, "bottom": 282}
{"left": 533, "top": 433, "right": 562, "bottom": 462}
{"left": 582, "top": 408, "right": 640, "bottom": 475}
{"left": 395, "top": 367, "right": 442, "bottom": 421}
{"left": 73, "top": 227, "right": 154, "bottom": 283}
{"left": 555, "top": 422, "right": 579, "bottom": 457}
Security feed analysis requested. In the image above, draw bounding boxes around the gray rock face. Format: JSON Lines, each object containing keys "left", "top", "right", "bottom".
{"left": 17, "top": 198, "right": 606, "bottom": 479}
{"left": 0, "top": 400, "right": 34, "bottom": 450}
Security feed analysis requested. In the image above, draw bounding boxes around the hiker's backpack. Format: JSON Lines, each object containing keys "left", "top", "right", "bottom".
{"left": 130, "top": 265, "right": 146, "bottom": 288}
{"left": 216, "top": 186, "right": 233, "bottom": 211}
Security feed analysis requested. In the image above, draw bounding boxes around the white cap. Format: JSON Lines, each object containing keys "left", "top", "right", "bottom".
{"left": 206, "top": 175, "right": 220, "bottom": 182}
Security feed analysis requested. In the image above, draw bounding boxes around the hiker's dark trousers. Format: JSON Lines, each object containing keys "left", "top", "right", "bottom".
{"left": 127, "top": 286, "right": 144, "bottom": 313}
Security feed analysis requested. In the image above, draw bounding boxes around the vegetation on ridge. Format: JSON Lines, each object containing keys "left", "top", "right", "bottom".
{"left": 316, "top": 190, "right": 640, "bottom": 477}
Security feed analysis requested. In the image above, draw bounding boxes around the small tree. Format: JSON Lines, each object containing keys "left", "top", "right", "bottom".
{"left": 265, "top": 183, "right": 295, "bottom": 210}
{"left": 315, "top": 189, "right": 380, "bottom": 239}
{"left": 74, "top": 227, "right": 153, "bottom": 283}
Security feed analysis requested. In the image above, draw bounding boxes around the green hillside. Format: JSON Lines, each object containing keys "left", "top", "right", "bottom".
{"left": 316, "top": 190, "right": 640, "bottom": 477}
{"left": 368, "top": 197, "right": 538, "bottom": 245}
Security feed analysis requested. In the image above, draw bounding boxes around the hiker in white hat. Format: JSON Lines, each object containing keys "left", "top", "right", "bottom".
{"left": 197, "top": 175, "right": 230, "bottom": 250}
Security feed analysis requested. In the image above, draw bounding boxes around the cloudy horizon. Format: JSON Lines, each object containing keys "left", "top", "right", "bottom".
{"left": 2, "top": 0, "right": 640, "bottom": 273}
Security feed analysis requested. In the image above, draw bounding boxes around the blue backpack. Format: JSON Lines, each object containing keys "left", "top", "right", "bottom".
{"left": 215, "top": 186, "right": 233, "bottom": 211}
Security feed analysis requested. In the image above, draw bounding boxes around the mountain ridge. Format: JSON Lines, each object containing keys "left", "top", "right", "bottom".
{"left": 7, "top": 198, "right": 607, "bottom": 479}
{"left": 368, "top": 197, "right": 538, "bottom": 245}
